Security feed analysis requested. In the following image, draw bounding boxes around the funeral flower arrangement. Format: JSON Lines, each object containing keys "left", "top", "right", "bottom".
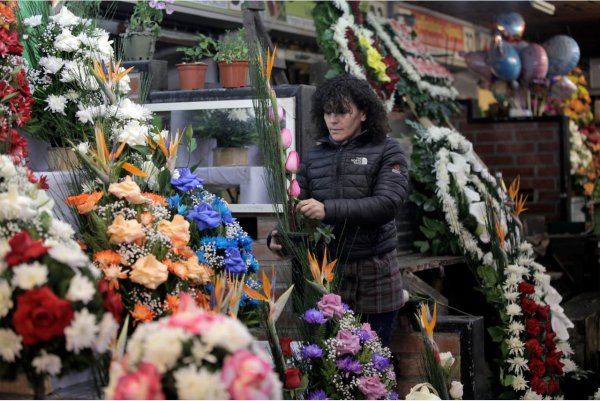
{"left": 409, "top": 124, "right": 577, "bottom": 398}
{"left": 104, "top": 293, "right": 282, "bottom": 400}
{"left": 0, "top": 153, "right": 118, "bottom": 391}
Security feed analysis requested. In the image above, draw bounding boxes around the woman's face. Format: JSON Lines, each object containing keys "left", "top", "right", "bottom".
{"left": 323, "top": 100, "right": 365, "bottom": 143}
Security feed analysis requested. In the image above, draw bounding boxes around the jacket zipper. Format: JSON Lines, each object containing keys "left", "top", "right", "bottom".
{"left": 334, "top": 145, "right": 344, "bottom": 198}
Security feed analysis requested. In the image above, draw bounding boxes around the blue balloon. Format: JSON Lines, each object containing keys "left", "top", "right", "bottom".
{"left": 494, "top": 12, "right": 525, "bottom": 41}
{"left": 489, "top": 42, "right": 522, "bottom": 82}
{"left": 543, "top": 35, "right": 580, "bottom": 77}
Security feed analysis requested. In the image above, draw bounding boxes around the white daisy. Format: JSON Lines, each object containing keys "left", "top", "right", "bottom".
{"left": 0, "top": 280, "right": 12, "bottom": 318}
{"left": 65, "top": 308, "right": 98, "bottom": 353}
{"left": 0, "top": 328, "right": 22, "bottom": 362}
{"left": 32, "top": 350, "right": 62, "bottom": 375}
{"left": 66, "top": 274, "right": 95, "bottom": 304}
{"left": 11, "top": 262, "right": 48, "bottom": 290}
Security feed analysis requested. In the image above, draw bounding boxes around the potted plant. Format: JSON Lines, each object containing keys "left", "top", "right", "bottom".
{"left": 176, "top": 33, "right": 217, "bottom": 90}
{"left": 214, "top": 28, "right": 249, "bottom": 88}
{"left": 122, "top": 0, "right": 174, "bottom": 61}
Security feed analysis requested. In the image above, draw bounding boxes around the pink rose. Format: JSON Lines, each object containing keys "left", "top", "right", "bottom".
{"left": 335, "top": 329, "right": 361, "bottom": 355}
{"left": 361, "top": 322, "right": 378, "bottom": 339}
{"left": 166, "top": 295, "right": 225, "bottom": 335}
{"left": 221, "top": 349, "right": 280, "bottom": 399}
{"left": 112, "top": 361, "right": 165, "bottom": 400}
{"left": 317, "top": 293, "right": 344, "bottom": 319}
{"left": 358, "top": 375, "right": 387, "bottom": 400}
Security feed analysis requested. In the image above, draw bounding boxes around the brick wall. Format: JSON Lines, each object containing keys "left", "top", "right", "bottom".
{"left": 452, "top": 107, "right": 570, "bottom": 222}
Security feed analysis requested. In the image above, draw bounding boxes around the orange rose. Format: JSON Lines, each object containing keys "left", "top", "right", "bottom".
{"left": 165, "top": 259, "right": 190, "bottom": 280}
{"left": 108, "top": 176, "right": 148, "bottom": 204}
{"left": 184, "top": 255, "right": 211, "bottom": 283}
{"left": 107, "top": 215, "right": 145, "bottom": 244}
{"left": 138, "top": 212, "right": 154, "bottom": 226}
{"left": 65, "top": 191, "right": 103, "bottom": 214}
{"left": 157, "top": 214, "right": 190, "bottom": 249}
{"left": 129, "top": 254, "right": 168, "bottom": 289}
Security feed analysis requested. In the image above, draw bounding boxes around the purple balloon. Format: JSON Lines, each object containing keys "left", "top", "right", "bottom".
{"left": 551, "top": 76, "right": 577, "bottom": 101}
{"left": 519, "top": 43, "right": 548, "bottom": 83}
{"left": 463, "top": 51, "right": 493, "bottom": 81}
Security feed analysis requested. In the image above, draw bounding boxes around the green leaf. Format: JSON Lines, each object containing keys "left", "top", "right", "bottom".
{"left": 157, "top": 169, "right": 171, "bottom": 193}
{"left": 487, "top": 326, "right": 505, "bottom": 343}
{"left": 420, "top": 225, "right": 436, "bottom": 239}
{"left": 414, "top": 240, "right": 430, "bottom": 253}
{"left": 477, "top": 265, "right": 498, "bottom": 287}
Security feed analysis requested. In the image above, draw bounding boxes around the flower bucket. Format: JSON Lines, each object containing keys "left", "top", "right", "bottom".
{"left": 218, "top": 60, "right": 248, "bottom": 88}
{"left": 176, "top": 62, "right": 208, "bottom": 90}
{"left": 47, "top": 147, "right": 80, "bottom": 171}
{"left": 121, "top": 32, "right": 156, "bottom": 61}
{"left": 213, "top": 147, "right": 248, "bottom": 166}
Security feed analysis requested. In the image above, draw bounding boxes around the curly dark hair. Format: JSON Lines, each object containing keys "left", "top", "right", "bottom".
{"left": 310, "top": 75, "right": 390, "bottom": 142}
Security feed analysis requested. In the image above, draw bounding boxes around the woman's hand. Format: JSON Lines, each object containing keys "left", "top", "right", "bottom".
{"left": 295, "top": 198, "right": 325, "bottom": 220}
{"left": 268, "top": 229, "right": 283, "bottom": 252}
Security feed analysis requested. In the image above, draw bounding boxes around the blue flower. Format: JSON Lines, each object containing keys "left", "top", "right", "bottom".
{"left": 186, "top": 202, "right": 221, "bottom": 231}
{"left": 357, "top": 329, "right": 372, "bottom": 343}
{"left": 224, "top": 247, "right": 247, "bottom": 274}
{"left": 166, "top": 194, "right": 188, "bottom": 214}
{"left": 371, "top": 353, "right": 390, "bottom": 371}
{"left": 214, "top": 198, "right": 235, "bottom": 224}
{"left": 302, "top": 344, "right": 323, "bottom": 359}
{"left": 302, "top": 308, "right": 327, "bottom": 324}
{"left": 171, "top": 168, "right": 203, "bottom": 192}
{"left": 335, "top": 356, "right": 362, "bottom": 374}
{"left": 388, "top": 390, "right": 399, "bottom": 400}
{"left": 306, "top": 389, "right": 327, "bottom": 400}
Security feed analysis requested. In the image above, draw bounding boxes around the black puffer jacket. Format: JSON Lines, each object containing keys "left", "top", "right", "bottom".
{"left": 297, "top": 133, "right": 408, "bottom": 260}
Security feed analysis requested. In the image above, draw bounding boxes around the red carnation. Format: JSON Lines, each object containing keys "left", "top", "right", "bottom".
{"left": 528, "top": 357, "right": 546, "bottom": 377}
{"left": 547, "top": 379, "right": 560, "bottom": 395}
{"left": 0, "top": 28, "right": 22, "bottom": 56}
{"left": 546, "top": 351, "right": 564, "bottom": 375}
{"left": 544, "top": 331, "right": 557, "bottom": 351}
{"left": 98, "top": 280, "right": 124, "bottom": 324}
{"left": 537, "top": 304, "right": 550, "bottom": 321}
{"left": 12, "top": 286, "right": 74, "bottom": 345}
{"left": 518, "top": 282, "right": 535, "bottom": 295}
{"left": 521, "top": 298, "right": 538, "bottom": 316}
{"left": 279, "top": 336, "right": 293, "bottom": 358}
{"left": 5, "top": 230, "right": 48, "bottom": 267}
{"left": 525, "top": 338, "right": 543, "bottom": 357}
{"left": 530, "top": 376, "right": 547, "bottom": 395}
{"left": 283, "top": 367, "right": 302, "bottom": 390}
{"left": 526, "top": 318, "right": 542, "bottom": 337}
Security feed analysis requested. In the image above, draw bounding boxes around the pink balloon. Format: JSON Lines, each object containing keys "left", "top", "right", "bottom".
{"left": 463, "top": 51, "right": 493, "bottom": 81}
{"left": 519, "top": 43, "right": 548, "bottom": 83}
{"left": 551, "top": 76, "right": 577, "bottom": 101}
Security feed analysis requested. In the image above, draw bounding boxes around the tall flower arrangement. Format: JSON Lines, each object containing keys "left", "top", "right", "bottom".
{"left": 409, "top": 123, "right": 577, "bottom": 398}
{"left": 0, "top": 152, "right": 118, "bottom": 396}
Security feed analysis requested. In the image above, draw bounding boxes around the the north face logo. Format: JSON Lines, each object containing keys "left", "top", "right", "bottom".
{"left": 351, "top": 157, "right": 368, "bottom": 165}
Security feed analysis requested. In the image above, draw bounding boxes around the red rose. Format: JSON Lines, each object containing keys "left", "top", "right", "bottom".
{"left": 530, "top": 376, "right": 547, "bottom": 395}
{"left": 283, "top": 367, "right": 302, "bottom": 390}
{"left": 525, "top": 338, "right": 543, "bottom": 357}
{"left": 546, "top": 351, "right": 564, "bottom": 375}
{"left": 98, "top": 280, "right": 124, "bottom": 324}
{"left": 544, "top": 331, "right": 557, "bottom": 351}
{"left": 547, "top": 379, "right": 560, "bottom": 395}
{"left": 279, "top": 336, "right": 293, "bottom": 357}
{"left": 528, "top": 357, "right": 546, "bottom": 377}
{"left": 521, "top": 298, "right": 538, "bottom": 315}
{"left": 537, "top": 304, "right": 550, "bottom": 321}
{"left": 526, "top": 318, "right": 541, "bottom": 337}
{"left": 518, "top": 282, "right": 535, "bottom": 295}
{"left": 5, "top": 231, "right": 48, "bottom": 267}
{"left": 12, "top": 287, "right": 74, "bottom": 346}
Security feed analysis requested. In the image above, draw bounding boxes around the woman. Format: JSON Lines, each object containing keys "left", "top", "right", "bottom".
{"left": 271, "top": 75, "right": 408, "bottom": 347}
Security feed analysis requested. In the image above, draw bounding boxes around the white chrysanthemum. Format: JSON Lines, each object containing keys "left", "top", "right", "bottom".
{"left": 23, "top": 15, "right": 42, "bottom": 27}
{"left": 60, "top": 60, "right": 84, "bottom": 83}
{"left": 65, "top": 308, "right": 98, "bottom": 353}
{"left": 0, "top": 155, "right": 16, "bottom": 179}
{"left": 115, "top": 98, "right": 152, "bottom": 121}
{"left": 48, "top": 219, "right": 75, "bottom": 241}
{"left": 504, "top": 291, "right": 519, "bottom": 302}
{"left": 117, "top": 71, "right": 131, "bottom": 94}
{"left": 32, "top": 350, "right": 62, "bottom": 375}
{"left": 118, "top": 120, "right": 149, "bottom": 147}
{"left": 0, "top": 280, "right": 13, "bottom": 318}
{"left": 504, "top": 274, "right": 521, "bottom": 288}
{"left": 507, "top": 356, "right": 528, "bottom": 375}
{"left": 511, "top": 374, "right": 527, "bottom": 391}
{"left": 508, "top": 321, "right": 525, "bottom": 336}
{"left": 95, "top": 313, "right": 118, "bottom": 354}
{"left": 50, "top": 6, "right": 80, "bottom": 26}
{"left": 191, "top": 340, "right": 217, "bottom": 364}
{"left": 11, "top": 262, "right": 48, "bottom": 290}
{"left": 143, "top": 328, "right": 189, "bottom": 373}
{"left": 173, "top": 365, "right": 229, "bottom": 400}
{"left": 556, "top": 341, "right": 574, "bottom": 356}
{"left": 65, "top": 90, "right": 79, "bottom": 101}
{"left": 49, "top": 242, "right": 89, "bottom": 269}
{"left": 507, "top": 337, "right": 524, "bottom": 356}
{"left": 506, "top": 303, "right": 522, "bottom": 317}
{"left": 38, "top": 56, "right": 65, "bottom": 74}
{"left": 45, "top": 94, "right": 68, "bottom": 115}
{"left": 561, "top": 358, "right": 577, "bottom": 373}
{"left": 523, "top": 389, "right": 543, "bottom": 399}
{"left": 0, "top": 328, "right": 22, "bottom": 362}
{"left": 54, "top": 28, "right": 81, "bottom": 52}
{"left": 202, "top": 318, "right": 253, "bottom": 353}
{"left": 66, "top": 274, "right": 95, "bottom": 304}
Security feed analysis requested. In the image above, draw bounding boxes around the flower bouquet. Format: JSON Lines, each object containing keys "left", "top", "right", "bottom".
{"left": 0, "top": 154, "right": 118, "bottom": 397}
{"left": 104, "top": 293, "right": 282, "bottom": 400}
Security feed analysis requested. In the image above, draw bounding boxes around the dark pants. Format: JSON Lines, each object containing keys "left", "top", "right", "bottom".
{"left": 362, "top": 309, "right": 400, "bottom": 348}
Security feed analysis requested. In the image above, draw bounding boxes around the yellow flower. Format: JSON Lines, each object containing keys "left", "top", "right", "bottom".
{"left": 358, "top": 35, "right": 390, "bottom": 83}
{"left": 129, "top": 254, "right": 168, "bottom": 290}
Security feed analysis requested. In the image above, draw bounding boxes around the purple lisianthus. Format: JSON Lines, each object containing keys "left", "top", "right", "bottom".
{"left": 306, "top": 389, "right": 327, "bottom": 400}
{"left": 358, "top": 376, "right": 387, "bottom": 400}
{"left": 224, "top": 247, "right": 247, "bottom": 274}
{"left": 171, "top": 168, "right": 203, "bottom": 192}
{"left": 317, "top": 293, "right": 345, "bottom": 319}
{"left": 357, "top": 328, "right": 372, "bottom": 343}
{"left": 302, "top": 308, "right": 327, "bottom": 324}
{"left": 335, "top": 329, "right": 361, "bottom": 355}
{"left": 336, "top": 356, "right": 362, "bottom": 374}
{"left": 388, "top": 390, "right": 399, "bottom": 400}
{"left": 302, "top": 344, "right": 323, "bottom": 359}
{"left": 371, "top": 353, "right": 390, "bottom": 371}
{"left": 186, "top": 202, "right": 221, "bottom": 231}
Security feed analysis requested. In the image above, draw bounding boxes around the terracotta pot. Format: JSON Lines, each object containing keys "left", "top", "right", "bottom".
{"left": 176, "top": 62, "right": 208, "bottom": 90}
{"left": 47, "top": 147, "right": 80, "bottom": 171}
{"left": 218, "top": 60, "right": 249, "bottom": 88}
{"left": 121, "top": 32, "right": 156, "bottom": 61}
{"left": 213, "top": 147, "right": 248, "bottom": 166}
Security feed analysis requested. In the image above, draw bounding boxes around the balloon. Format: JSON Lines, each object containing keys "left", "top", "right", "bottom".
{"left": 519, "top": 43, "right": 549, "bottom": 83}
{"left": 550, "top": 76, "right": 577, "bottom": 101}
{"left": 543, "top": 35, "right": 580, "bottom": 77}
{"left": 493, "top": 12, "right": 525, "bottom": 41}
{"left": 491, "top": 80, "right": 510, "bottom": 103}
{"left": 463, "top": 51, "right": 493, "bottom": 81}
{"left": 488, "top": 40, "right": 522, "bottom": 82}
{"left": 511, "top": 40, "right": 530, "bottom": 51}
